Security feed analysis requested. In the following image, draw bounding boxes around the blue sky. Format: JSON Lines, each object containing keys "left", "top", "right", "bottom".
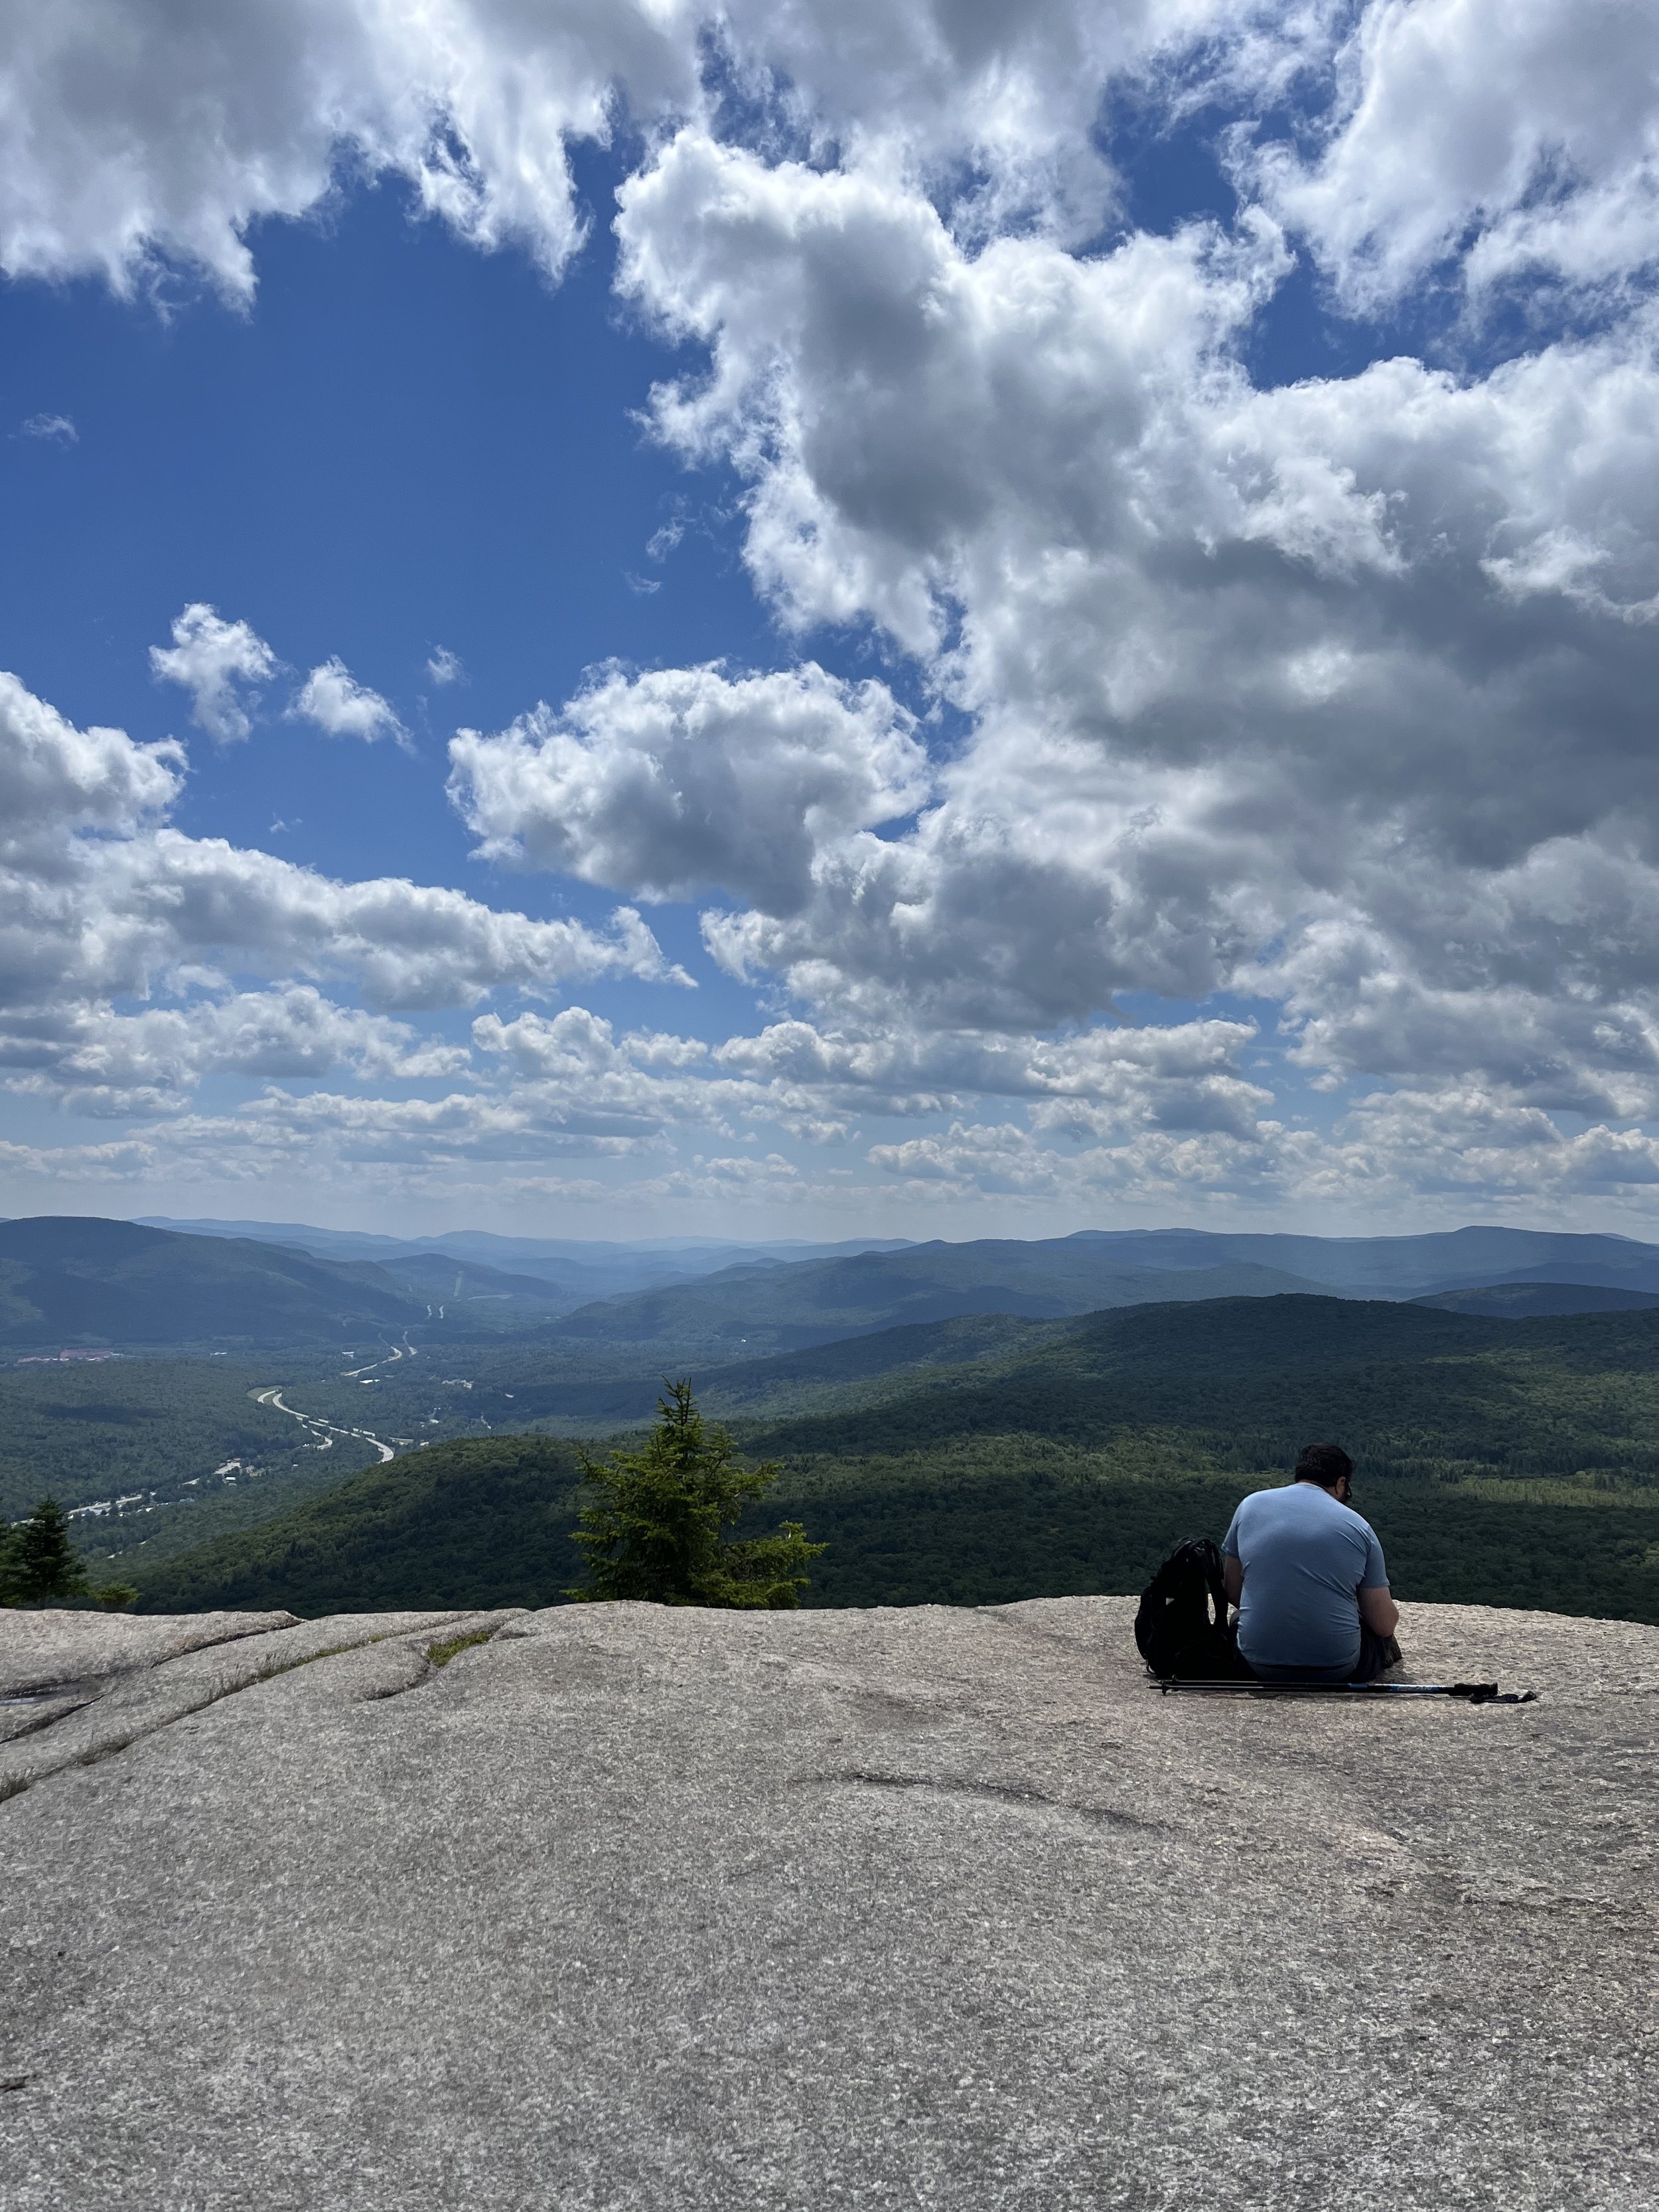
{"left": 0, "top": 150, "right": 766, "bottom": 875}
{"left": 3, "top": 1, "right": 1658, "bottom": 1239}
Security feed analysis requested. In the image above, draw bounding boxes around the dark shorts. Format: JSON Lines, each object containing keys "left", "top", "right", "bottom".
{"left": 1244, "top": 1627, "right": 1402, "bottom": 1685}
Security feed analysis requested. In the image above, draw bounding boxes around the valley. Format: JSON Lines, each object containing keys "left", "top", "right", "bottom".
{"left": 3, "top": 1214, "right": 1658, "bottom": 1627}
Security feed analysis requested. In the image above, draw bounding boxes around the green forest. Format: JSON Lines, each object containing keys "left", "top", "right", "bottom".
{"left": 116, "top": 1296, "right": 1659, "bottom": 1625}
{"left": 0, "top": 1361, "right": 323, "bottom": 1518}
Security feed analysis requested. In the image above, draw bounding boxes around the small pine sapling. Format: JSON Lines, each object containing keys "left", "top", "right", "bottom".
{"left": 569, "top": 1380, "right": 824, "bottom": 1609}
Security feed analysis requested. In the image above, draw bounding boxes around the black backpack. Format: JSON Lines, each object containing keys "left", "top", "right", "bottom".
{"left": 1135, "top": 1536, "right": 1249, "bottom": 1680}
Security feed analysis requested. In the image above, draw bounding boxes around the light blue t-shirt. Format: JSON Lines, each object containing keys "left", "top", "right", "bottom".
{"left": 1222, "top": 1481, "right": 1389, "bottom": 1675}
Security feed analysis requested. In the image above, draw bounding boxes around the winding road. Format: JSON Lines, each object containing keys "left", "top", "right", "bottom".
{"left": 253, "top": 1387, "right": 397, "bottom": 1465}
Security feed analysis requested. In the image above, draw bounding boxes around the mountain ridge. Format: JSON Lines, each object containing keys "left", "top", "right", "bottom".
{"left": 9, "top": 1215, "right": 1659, "bottom": 1358}
{"left": 538, "top": 1224, "right": 1659, "bottom": 1353}
{"left": 0, "top": 1218, "right": 423, "bottom": 1349}
{"left": 128, "top": 1292, "right": 1659, "bottom": 1626}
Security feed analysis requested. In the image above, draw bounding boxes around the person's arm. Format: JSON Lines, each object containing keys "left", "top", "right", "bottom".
{"left": 1358, "top": 1583, "right": 1399, "bottom": 1637}
{"left": 1222, "top": 1554, "right": 1243, "bottom": 1608}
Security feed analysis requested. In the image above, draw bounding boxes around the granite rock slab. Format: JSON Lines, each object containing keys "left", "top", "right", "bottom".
{"left": 0, "top": 1597, "right": 1653, "bottom": 2211}
{"left": 0, "top": 1607, "right": 299, "bottom": 1697}
{"left": 0, "top": 1607, "right": 524, "bottom": 1801}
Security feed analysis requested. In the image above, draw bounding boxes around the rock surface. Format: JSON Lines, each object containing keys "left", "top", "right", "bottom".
{"left": 1, "top": 1598, "right": 1654, "bottom": 2211}
{"left": 0, "top": 1607, "right": 300, "bottom": 1697}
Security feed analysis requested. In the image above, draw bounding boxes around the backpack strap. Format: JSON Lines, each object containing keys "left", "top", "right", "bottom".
{"left": 1196, "top": 1536, "right": 1229, "bottom": 1630}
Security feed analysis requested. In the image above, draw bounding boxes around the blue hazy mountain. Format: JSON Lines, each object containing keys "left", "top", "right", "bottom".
{"left": 137, "top": 1217, "right": 915, "bottom": 1306}
{"left": 1013, "top": 1226, "right": 1659, "bottom": 1295}
{"left": 539, "top": 1224, "right": 1659, "bottom": 1355}
{"left": 0, "top": 1217, "right": 424, "bottom": 1348}
{"left": 13, "top": 1216, "right": 1658, "bottom": 1356}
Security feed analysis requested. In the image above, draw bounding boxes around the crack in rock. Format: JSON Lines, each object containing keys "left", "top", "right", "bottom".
{"left": 0, "top": 1692, "right": 98, "bottom": 1746}
{"left": 0, "top": 1609, "right": 524, "bottom": 1806}
{"left": 795, "top": 1769, "right": 1164, "bottom": 1829}
{"left": 0, "top": 1612, "right": 301, "bottom": 1701}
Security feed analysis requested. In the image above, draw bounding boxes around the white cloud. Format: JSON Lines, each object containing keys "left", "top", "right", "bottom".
{"left": 0, "top": 0, "right": 700, "bottom": 301}
{"left": 8, "top": 2, "right": 1659, "bottom": 1224}
{"left": 0, "top": 667, "right": 181, "bottom": 858}
{"left": 1243, "top": 0, "right": 1659, "bottom": 308}
{"left": 450, "top": 662, "right": 928, "bottom": 917}
{"left": 0, "top": 1134, "right": 159, "bottom": 1183}
{"left": 2, "top": 987, "right": 470, "bottom": 1118}
{"left": 86, "top": 831, "right": 687, "bottom": 1011}
{"left": 0, "top": 0, "right": 1265, "bottom": 303}
{"left": 426, "top": 646, "right": 463, "bottom": 686}
{"left": 149, "top": 603, "right": 276, "bottom": 743}
{"left": 1334, "top": 1086, "right": 1659, "bottom": 1199}
{"left": 4, "top": 0, "right": 1648, "bottom": 370}
{"left": 605, "top": 131, "right": 1659, "bottom": 1105}
{"left": 867, "top": 1088, "right": 1659, "bottom": 1215}
{"left": 19, "top": 411, "right": 75, "bottom": 442}
{"left": 293, "top": 657, "right": 407, "bottom": 746}
{"left": 0, "top": 666, "right": 688, "bottom": 1139}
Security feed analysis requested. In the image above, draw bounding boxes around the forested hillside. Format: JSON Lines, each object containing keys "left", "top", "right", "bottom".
{"left": 126, "top": 1295, "right": 1659, "bottom": 1625}
{"left": 134, "top": 1434, "right": 587, "bottom": 1614}
{"left": 0, "top": 1359, "right": 323, "bottom": 1523}
{"left": 739, "top": 1295, "right": 1659, "bottom": 1478}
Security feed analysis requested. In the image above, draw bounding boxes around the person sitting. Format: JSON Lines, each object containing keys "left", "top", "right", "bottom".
{"left": 1221, "top": 1443, "right": 1402, "bottom": 1683}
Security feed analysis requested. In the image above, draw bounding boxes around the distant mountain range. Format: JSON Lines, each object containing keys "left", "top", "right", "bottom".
{"left": 0, "top": 1217, "right": 632, "bottom": 1349}
{"left": 537, "top": 1224, "right": 1659, "bottom": 1356}
{"left": 542, "top": 1245, "right": 1330, "bottom": 1354}
{"left": 1001, "top": 1224, "right": 1659, "bottom": 1294}
{"left": 6, "top": 1215, "right": 1659, "bottom": 1355}
{"left": 137, "top": 1217, "right": 914, "bottom": 1308}
{"left": 0, "top": 1218, "right": 423, "bottom": 1349}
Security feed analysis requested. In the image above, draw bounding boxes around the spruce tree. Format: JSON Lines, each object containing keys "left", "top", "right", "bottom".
{"left": 2, "top": 1498, "right": 92, "bottom": 1606}
{"left": 569, "top": 1380, "right": 824, "bottom": 1608}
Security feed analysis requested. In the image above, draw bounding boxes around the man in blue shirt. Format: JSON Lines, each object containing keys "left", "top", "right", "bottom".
{"left": 1221, "top": 1443, "right": 1402, "bottom": 1682}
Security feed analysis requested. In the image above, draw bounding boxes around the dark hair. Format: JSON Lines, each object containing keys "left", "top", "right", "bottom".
{"left": 1294, "top": 1442, "right": 1354, "bottom": 1489}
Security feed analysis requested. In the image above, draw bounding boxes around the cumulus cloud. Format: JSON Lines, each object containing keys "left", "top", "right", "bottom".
{"left": 0, "top": 0, "right": 1264, "bottom": 302}
{"left": 149, "top": 603, "right": 277, "bottom": 743}
{"left": 1242, "top": 0, "right": 1659, "bottom": 307}
{"left": 293, "top": 658, "right": 407, "bottom": 746}
{"left": 603, "top": 125, "right": 1659, "bottom": 1123}
{"left": 2, "top": 988, "right": 469, "bottom": 1118}
{"left": 426, "top": 646, "right": 463, "bottom": 686}
{"left": 0, "top": 0, "right": 698, "bottom": 299}
{"left": 5, "top": 0, "right": 1648, "bottom": 344}
{"left": 0, "top": 666, "right": 686, "bottom": 1136}
{"left": 7, "top": 1, "right": 1659, "bottom": 1220}
{"left": 0, "top": 668, "right": 182, "bottom": 857}
{"left": 0, "top": 1134, "right": 159, "bottom": 1183}
{"left": 20, "top": 411, "right": 75, "bottom": 442}
{"left": 867, "top": 1089, "right": 1659, "bottom": 1215}
{"left": 450, "top": 662, "right": 928, "bottom": 916}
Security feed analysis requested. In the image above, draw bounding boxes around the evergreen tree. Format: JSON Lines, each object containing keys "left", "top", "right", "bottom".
{"left": 569, "top": 1380, "right": 824, "bottom": 1608}
{"left": 1, "top": 1498, "right": 92, "bottom": 1605}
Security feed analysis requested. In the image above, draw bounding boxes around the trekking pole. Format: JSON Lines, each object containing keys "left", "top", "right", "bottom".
{"left": 1157, "top": 1678, "right": 1536, "bottom": 1704}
